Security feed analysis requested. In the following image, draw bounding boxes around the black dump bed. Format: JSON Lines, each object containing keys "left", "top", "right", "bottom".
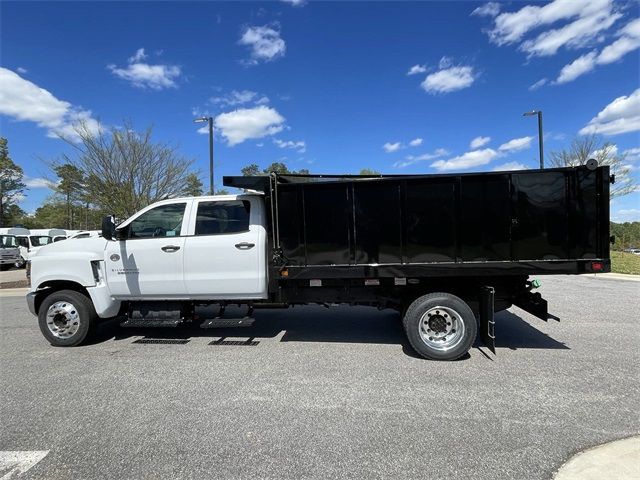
{"left": 224, "top": 165, "right": 611, "bottom": 279}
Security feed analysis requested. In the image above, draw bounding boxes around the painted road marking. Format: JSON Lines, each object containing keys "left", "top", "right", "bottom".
{"left": 0, "top": 451, "right": 49, "bottom": 479}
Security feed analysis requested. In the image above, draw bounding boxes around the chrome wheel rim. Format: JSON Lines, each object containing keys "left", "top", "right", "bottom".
{"left": 46, "top": 301, "right": 80, "bottom": 339}
{"left": 418, "top": 306, "right": 465, "bottom": 352}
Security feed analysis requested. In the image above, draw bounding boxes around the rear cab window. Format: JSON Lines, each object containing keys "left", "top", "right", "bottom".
{"left": 194, "top": 200, "right": 251, "bottom": 236}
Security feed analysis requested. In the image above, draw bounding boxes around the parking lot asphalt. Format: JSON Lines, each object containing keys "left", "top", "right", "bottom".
{"left": 1, "top": 275, "right": 638, "bottom": 479}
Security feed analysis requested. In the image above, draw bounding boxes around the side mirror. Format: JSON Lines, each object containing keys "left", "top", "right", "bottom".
{"left": 115, "top": 227, "right": 129, "bottom": 241}
{"left": 101, "top": 215, "right": 116, "bottom": 241}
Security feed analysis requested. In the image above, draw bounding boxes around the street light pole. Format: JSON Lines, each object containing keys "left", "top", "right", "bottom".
{"left": 523, "top": 110, "right": 544, "bottom": 169}
{"left": 194, "top": 116, "right": 214, "bottom": 194}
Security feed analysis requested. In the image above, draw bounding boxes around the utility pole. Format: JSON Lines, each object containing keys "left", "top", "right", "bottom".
{"left": 523, "top": 110, "right": 544, "bottom": 169}
{"left": 194, "top": 116, "right": 214, "bottom": 194}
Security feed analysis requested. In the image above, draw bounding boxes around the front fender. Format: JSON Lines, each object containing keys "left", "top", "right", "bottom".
{"left": 30, "top": 252, "right": 100, "bottom": 291}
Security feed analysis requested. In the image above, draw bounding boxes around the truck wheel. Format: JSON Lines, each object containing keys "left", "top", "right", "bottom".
{"left": 38, "top": 290, "right": 97, "bottom": 347}
{"left": 403, "top": 292, "right": 477, "bottom": 361}
{"left": 15, "top": 257, "right": 25, "bottom": 269}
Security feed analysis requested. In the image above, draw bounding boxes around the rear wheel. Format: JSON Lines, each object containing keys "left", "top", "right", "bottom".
{"left": 38, "top": 290, "right": 98, "bottom": 347}
{"left": 403, "top": 292, "right": 477, "bottom": 360}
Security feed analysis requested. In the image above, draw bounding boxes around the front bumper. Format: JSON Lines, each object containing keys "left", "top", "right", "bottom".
{"left": 0, "top": 258, "right": 18, "bottom": 265}
{"left": 26, "top": 292, "right": 37, "bottom": 316}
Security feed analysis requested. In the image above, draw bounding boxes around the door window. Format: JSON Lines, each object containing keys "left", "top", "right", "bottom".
{"left": 128, "top": 203, "right": 187, "bottom": 238}
{"left": 195, "top": 201, "right": 250, "bottom": 235}
{"left": 30, "top": 236, "right": 52, "bottom": 246}
{"left": 0, "top": 235, "right": 17, "bottom": 248}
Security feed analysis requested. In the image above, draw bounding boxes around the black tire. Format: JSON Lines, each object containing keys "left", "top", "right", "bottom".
{"left": 38, "top": 289, "right": 98, "bottom": 347}
{"left": 15, "top": 257, "right": 25, "bottom": 269}
{"left": 403, "top": 292, "right": 477, "bottom": 361}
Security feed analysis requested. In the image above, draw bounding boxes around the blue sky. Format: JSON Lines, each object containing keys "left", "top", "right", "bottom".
{"left": 1, "top": 0, "right": 639, "bottom": 221}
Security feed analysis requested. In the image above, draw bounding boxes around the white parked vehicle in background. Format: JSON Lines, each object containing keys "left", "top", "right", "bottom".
{"left": 0, "top": 227, "right": 52, "bottom": 268}
{"left": 31, "top": 228, "right": 67, "bottom": 243}
{"left": 0, "top": 234, "right": 21, "bottom": 270}
{"left": 68, "top": 230, "right": 102, "bottom": 240}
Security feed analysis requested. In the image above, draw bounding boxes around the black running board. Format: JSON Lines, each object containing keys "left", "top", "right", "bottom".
{"left": 121, "top": 319, "right": 182, "bottom": 328}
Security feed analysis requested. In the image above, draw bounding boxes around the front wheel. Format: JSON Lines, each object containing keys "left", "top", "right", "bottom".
{"left": 38, "top": 290, "right": 98, "bottom": 347}
{"left": 403, "top": 292, "right": 477, "bottom": 361}
{"left": 15, "top": 257, "right": 25, "bottom": 269}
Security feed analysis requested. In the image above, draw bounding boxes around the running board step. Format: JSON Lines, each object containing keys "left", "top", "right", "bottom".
{"left": 200, "top": 317, "right": 255, "bottom": 329}
{"left": 121, "top": 319, "right": 182, "bottom": 328}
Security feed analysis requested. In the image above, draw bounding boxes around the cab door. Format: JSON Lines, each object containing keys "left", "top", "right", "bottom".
{"left": 105, "top": 201, "right": 190, "bottom": 298}
{"left": 183, "top": 197, "right": 267, "bottom": 299}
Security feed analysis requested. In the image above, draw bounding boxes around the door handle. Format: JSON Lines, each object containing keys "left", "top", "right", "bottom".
{"left": 161, "top": 245, "right": 181, "bottom": 252}
{"left": 235, "top": 242, "right": 255, "bottom": 250}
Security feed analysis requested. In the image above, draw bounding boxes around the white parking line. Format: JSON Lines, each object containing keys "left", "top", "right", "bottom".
{"left": 0, "top": 451, "right": 49, "bottom": 479}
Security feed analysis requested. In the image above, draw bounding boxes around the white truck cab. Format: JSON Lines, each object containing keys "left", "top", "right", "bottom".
{"left": 27, "top": 194, "right": 268, "bottom": 344}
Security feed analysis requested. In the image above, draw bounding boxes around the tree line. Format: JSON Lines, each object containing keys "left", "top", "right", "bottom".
{"left": 0, "top": 123, "right": 637, "bottom": 238}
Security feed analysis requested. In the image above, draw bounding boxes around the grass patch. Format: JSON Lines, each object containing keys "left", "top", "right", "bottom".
{"left": 610, "top": 251, "right": 640, "bottom": 275}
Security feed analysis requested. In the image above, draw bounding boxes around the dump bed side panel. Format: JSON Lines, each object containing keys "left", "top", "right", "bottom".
{"left": 224, "top": 165, "right": 610, "bottom": 274}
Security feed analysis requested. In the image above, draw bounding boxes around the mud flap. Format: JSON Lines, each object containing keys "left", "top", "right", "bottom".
{"left": 479, "top": 286, "right": 496, "bottom": 354}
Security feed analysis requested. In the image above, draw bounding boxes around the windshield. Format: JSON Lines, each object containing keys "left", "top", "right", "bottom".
{"left": 30, "top": 236, "right": 52, "bottom": 247}
{"left": 0, "top": 235, "right": 18, "bottom": 248}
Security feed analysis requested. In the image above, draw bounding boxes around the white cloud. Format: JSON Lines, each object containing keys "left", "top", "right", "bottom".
{"left": 483, "top": 0, "right": 622, "bottom": 60}
{"left": 421, "top": 65, "right": 477, "bottom": 94}
{"left": 407, "top": 64, "right": 427, "bottom": 76}
{"left": 273, "top": 139, "right": 306, "bottom": 153}
{"left": 471, "top": 2, "right": 501, "bottom": 17}
{"left": 281, "top": 0, "right": 305, "bottom": 6}
{"left": 623, "top": 147, "right": 640, "bottom": 162}
{"left": 593, "top": 144, "right": 618, "bottom": 158}
{"left": 555, "top": 18, "right": 640, "bottom": 84}
{"left": 128, "top": 48, "right": 148, "bottom": 63}
{"left": 409, "top": 138, "right": 423, "bottom": 147}
{"left": 24, "top": 177, "right": 54, "bottom": 189}
{"left": 0, "top": 67, "right": 101, "bottom": 141}
{"left": 210, "top": 90, "right": 269, "bottom": 107}
{"left": 556, "top": 51, "right": 598, "bottom": 84}
{"left": 383, "top": 142, "right": 402, "bottom": 153}
{"left": 611, "top": 208, "right": 640, "bottom": 222}
{"left": 520, "top": 8, "right": 620, "bottom": 57}
{"left": 529, "top": 78, "right": 548, "bottom": 90}
{"left": 16, "top": 67, "right": 27, "bottom": 74}
{"left": 492, "top": 161, "right": 528, "bottom": 171}
{"left": 488, "top": 0, "right": 614, "bottom": 45}
{"left": 470, "top": 136, "right": 491, "bottom": 149}
{"left": 239, "top": 25, "right": 286, "bottom": 64}
{"left": 579, "top": 89, "right": 640, "bottom": 136}
{"left": 431, "top": 148, "right": 499, "bottom": 171}
{"left": 598, "top": 18, "right": 640, "bottom": 62}
{"left": 215, "top": 106, "right": 285, "bottom": 146}
{"left": 499, "top": 136, "right": 533, "bottom": 152}
{"left": 394, "top": 148, "right": 449, "bottom": 168}
{"left": 108, "top": 49, "right": 181, "bottom": 90}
